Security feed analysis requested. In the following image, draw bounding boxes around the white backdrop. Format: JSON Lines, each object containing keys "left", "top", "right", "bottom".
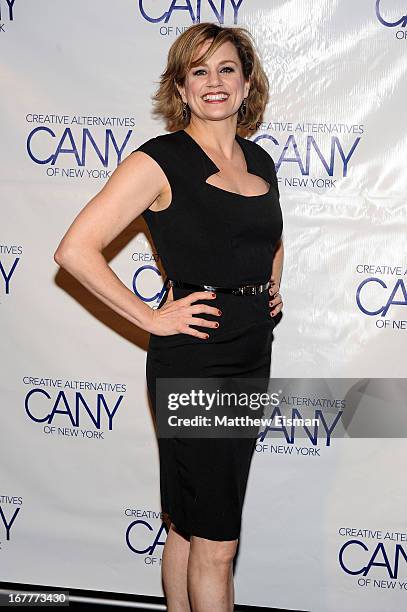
{"left": 1, "top": 1, "right": 406, "bottom": 610}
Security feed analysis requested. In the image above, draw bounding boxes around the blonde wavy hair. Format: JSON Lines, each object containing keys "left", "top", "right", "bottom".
{"left": 150, "top": 22, "right": 269, "bottom": 137}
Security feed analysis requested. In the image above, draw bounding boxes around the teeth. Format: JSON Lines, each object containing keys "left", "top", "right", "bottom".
{"left": 203, "top": 94, "right": 228, "bottom": 101}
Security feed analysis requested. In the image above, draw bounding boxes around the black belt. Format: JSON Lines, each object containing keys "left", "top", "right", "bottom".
{"left": 165, "top": 277, "right": 270, "bottom": 296}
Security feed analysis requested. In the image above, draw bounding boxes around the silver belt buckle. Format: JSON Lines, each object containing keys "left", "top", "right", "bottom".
{"left": 242, "top": 283, "right": 257, "bottom": 296}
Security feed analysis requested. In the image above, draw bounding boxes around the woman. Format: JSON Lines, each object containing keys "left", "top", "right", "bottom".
{"left": 54, "top": 22, "right": 283, "bottom": 612}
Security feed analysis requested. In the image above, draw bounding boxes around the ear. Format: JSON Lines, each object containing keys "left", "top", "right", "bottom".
{"left": 175, "top": 81, "right": 187, "bottom": 104}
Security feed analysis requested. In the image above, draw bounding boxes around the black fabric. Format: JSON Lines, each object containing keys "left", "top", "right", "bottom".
{"left": 133, "top": 129, "right": 283, "bottom": 541}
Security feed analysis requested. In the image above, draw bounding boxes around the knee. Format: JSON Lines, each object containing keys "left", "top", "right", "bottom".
{"left": 212, "top": 542, "right": 237, "bottom": 567}
{"left": 190, "top": 536, "right": 238, "bottom": 569}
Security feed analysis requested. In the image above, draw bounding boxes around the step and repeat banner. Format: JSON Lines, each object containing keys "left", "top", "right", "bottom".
{"left": 1, "top": 1, "right": 406, "bottom": 610}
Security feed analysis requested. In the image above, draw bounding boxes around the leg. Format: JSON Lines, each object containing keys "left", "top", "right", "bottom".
{"left": 187, "top": 535, "right": 238, "bottom": 612}
{"left": 162, "top": 522, "right": 192, "bottom": 612}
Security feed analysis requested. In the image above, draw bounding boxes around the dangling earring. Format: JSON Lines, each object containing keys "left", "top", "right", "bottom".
{"left": 240, "top": 98, "right": 247, "bottom": 116}
{"left": 182, "top": 101, "right": 189, "bottom": 120}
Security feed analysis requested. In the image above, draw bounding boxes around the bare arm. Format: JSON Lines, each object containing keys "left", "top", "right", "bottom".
{"left": 269, "top": 237, "right": 284, "bottom": 317}
{"left": 271, "top": 237, "right": 284, "bottom": 287}
{"left": 54, "top": 151, "right": 170, "bottom": 332}
{"left": 54, "top": 151, "right": 220, "bottom": 337}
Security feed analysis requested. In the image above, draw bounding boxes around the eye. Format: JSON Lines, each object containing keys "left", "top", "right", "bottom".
{"left": 192, "top": 66, "right": 235, "bottom": 76}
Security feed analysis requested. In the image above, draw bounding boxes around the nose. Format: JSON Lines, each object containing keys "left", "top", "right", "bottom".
{"left": 205, "top": 69, "right": 222, "bottom": 87}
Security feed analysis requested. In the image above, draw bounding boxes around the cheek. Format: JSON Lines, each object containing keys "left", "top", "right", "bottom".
{"left": 184, "top": 78, "right": 200, "bottom": 96}
{"left": 189, "top": 83, "right": 203, "bottom": 98}
{"left": 226, "top": 75, "right": 245, "bottom": 95}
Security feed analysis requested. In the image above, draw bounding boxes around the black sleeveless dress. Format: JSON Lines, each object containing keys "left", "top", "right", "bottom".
{"left": 134, "top": 129, "right": 283, "bottom": 541}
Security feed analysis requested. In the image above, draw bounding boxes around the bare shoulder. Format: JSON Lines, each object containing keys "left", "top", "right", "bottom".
{"left": 118, "top": 145, "right": 170, "bottom": 195}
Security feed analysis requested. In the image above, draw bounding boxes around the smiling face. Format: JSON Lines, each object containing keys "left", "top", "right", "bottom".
{"left": 177, "top": 39, "right": 251, "bottom": 123}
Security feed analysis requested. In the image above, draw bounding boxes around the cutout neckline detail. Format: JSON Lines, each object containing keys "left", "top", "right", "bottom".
{"left": 179, "top": 129, "right": 271, "bottom": 199}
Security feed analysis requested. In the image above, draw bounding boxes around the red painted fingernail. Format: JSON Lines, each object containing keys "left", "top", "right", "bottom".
{"left": 205, "top": 334, "right": 209, "bottom": 339}
{"left": 211, "top": 293, "right": 216, "bottom": 298}
{"left": 215, "top": 322, "right": 219, "bottom": 328}
{"left": 218, "top": 309, "right": 222, "bottom": 315}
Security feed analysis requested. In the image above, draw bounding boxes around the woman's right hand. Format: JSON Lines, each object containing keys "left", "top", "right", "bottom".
{"left": 146, "top": 289, "right": 222, "bottom": 339}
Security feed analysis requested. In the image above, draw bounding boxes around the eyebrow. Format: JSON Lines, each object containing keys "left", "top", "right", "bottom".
{"left": 193, "top": 59, "right": 238, "bottom": 67}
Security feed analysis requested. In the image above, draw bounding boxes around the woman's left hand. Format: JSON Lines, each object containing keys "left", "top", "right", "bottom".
{"left": 268, "top": 276, "right": 283, "bottom": 318}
